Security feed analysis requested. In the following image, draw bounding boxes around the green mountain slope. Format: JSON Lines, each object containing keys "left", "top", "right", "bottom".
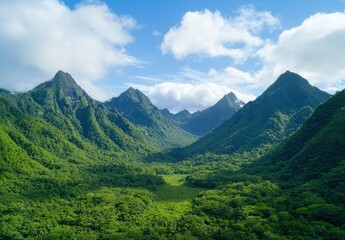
{"left": 162, "top": 92, "right": 244, "bottom": 136}
{"left": 251, "top": 89, "right": 345, "bottom": 192}
{"left": 105, "top": 87, "right": 197, "bottom": 149}
{"left": 0, "top": 71, "right": 161, "bottom": 179}
{"left": 0, "top": 70, "right": 163, "bottom": 197}
{"left": 24, "top": 71, "right": 156, "bottom": 153}
{"left": 176, "top": 71, "right": 330, "bottom": 158}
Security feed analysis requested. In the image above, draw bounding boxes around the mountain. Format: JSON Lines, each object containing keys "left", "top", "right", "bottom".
{"left": 161, "top": 109, "right": 192, "bottom": 125}
{"left": 105, "top": 87, "right": 197, "bottom": 149}
{"left": 0, "top": 71, "right": 158, "bottom": 162}
{"left": 175, "top": 71, "right": 330, "bottom": 158}
{"left": 182, "top": 92, "right": 244, "bottom": 135}
{"left": 251, "top": 89, "right": 345, "bottom": 191}
{"left": 161, "top": 92, "right": 244, "bottom": 136}
{"left": 0, "top": 88, "right": 10, "bottom": 94}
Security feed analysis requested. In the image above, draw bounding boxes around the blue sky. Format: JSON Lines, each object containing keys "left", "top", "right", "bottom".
{"left": 1, "top": 0, "right": 345, "bottom": 112}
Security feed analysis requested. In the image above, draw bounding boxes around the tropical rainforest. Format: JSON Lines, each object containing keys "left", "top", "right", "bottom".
{"left": 0, "top": 70, "right": 344, "bottom": 239}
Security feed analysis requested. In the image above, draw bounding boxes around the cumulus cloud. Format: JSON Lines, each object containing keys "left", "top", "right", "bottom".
{"left": 152, "top": 30, "right": 161, "bottom": 36}
{"left": 258, "top": 11, "right": 345, "bottom": 91}
{"left": 0, "top": 0, "right": 138, "bottom": 100}
{"left": 136, "top": 10, "right": 345, "bottom": 113}
{"left": 130, "top": 82, "right": 233, "bottom": 113}
{"left": 161, "top": 6, "right": 280, "bottom": 61}
{"left": 129, "top": 67, "right": 257, "bottom": 113}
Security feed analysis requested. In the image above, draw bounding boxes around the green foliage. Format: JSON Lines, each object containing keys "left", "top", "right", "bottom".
{"left": 251, "top": 89, "right": 345, "bottom": 189}
{"left": 176, "top": 71, "right": 330, "bottom": 159}
{"left": 0, "top": 71, "right": 344, "bottom": 239}
{"left": 105, "top": 87, "right": 197, "bottom": 149}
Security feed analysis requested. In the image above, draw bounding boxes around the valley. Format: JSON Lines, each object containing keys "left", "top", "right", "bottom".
{"left": 0, "top": 71, "right": 344, "bottom": 239}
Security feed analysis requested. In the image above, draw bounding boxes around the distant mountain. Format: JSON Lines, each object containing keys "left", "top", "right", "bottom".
{"left": 161, "top": 109, "right": 192, "bottom": 125}
{"left": 251, "top": 89, "right": 345, "bottom": 192}
{"left": 0, "top": 88, "right": 10, "bottom": 94}
{"left": 105, "top": 87, "right": 197, "bottom": 149}
{"left": 182, "top": 92, "right": 244, "bottom": 135}
{"left": 161, "top": 92, "right": 244, "bottom": 136}
{"left": 175, "top": 71, "right": 330, "bottom": 158}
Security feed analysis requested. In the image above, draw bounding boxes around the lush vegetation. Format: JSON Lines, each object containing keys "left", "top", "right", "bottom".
{"left": 105, "top": 87, "right": 196, "bottom": 149}
{"left": 176, "top": 71, "right": 330, "bottom": 158}
{"left": 0, "top": 71, "right": 344, "bottom": 239}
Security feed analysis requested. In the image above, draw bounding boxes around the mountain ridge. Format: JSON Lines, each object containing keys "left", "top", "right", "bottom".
{"left": 0, "top": 71, "right": 159, "bottom": 157}
{"left": 105, "top": 87, "right": 197, "bottom": 149}
{"left": 250, "top": 89, "right": 345, "bottom": 188}
{"left": 173, "top": 71, "right": 330, "bottom": 159}
{"left": 162, "top": 91, "right": 244, "bottom": 136}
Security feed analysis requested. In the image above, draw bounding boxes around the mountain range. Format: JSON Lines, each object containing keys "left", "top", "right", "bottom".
{"left": 105, "top": 87, "right": 196, "bottom": 149}
{"left": 173, "top": 71, "right": 330, "bottom": 159}
{"left": 161, "top": 92, "right": 244, "bottom": 136}
{"left": 1, "top": 70, "right": 344, "bottom": 239}
{"left": 0, "top": 71, "right": 159, "bottom": 172}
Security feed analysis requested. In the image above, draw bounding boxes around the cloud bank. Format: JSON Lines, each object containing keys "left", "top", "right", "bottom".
{"left": 129, "top": 67, "right": 257, "bottom": 113}
{"left": 149, "top": 10, "right": 345, "bottom": 112}
{"left": 258, "top": 11, "right": 345, "bottom": 91}
{"left": 161, "top": 6, "right": 280, "bottom": 62}
{"left": 0, "top": 0, "right": 137, "bottom": 100}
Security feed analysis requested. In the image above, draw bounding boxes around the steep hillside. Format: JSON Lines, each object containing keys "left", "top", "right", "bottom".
{"left": 105, "top": 87, "right": 197, "bottom": 149}
{"left": 251, "top": 89, "right": 345, "bottom": 192}
{"left": 176, "top": 71, "right": 330, "bottom": 158}
{"left": 0, "top": 71, "right": 158, "bottom": 160}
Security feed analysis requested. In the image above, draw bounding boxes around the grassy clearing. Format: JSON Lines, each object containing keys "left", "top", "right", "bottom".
{"left": 140, "top": 174, "right": 203, "bottom": 223}
{"left": 153, "top": 174, "right": 202, "bottom": 202}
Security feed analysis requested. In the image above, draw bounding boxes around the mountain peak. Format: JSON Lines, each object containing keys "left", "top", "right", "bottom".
{"left": 105, "top": 88, "right": 196, "bottom": 148}
{"left": 125, "top": 87, "right": 144, "bottom": 96}
{"left": 52, "top": 70, "right": 77, "bottom": 87}
{"left": 27, "top": 71, "right": 92, "bottom": 113}
{"left": 225, "top": 92, "right": 237, "bottom": 99}
{"left": 272, "top": 70, "right": 309, "bottom": 88}
{"left": 106, "top": 87, "right": 155, "bottom": 114}
{"left": 179, "top": 71, "right": 330, "bottom": 157}
{"left": 221, "top": 92, "right": 244, "bottom": 106}
{"left": 261, "top": 71, "right": 328, "bottom": 108}
{"left": 46, "top": 70, "right": 87, "bottom": 99}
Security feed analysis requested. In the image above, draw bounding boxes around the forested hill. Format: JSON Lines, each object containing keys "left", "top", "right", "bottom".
{"left": 250, "top": 88, "right": 345, "bottom": 191}
{"left": 174, "top": 71, "right": 330, "bottom": 159}
{"left": 0, "top": 70, "right": 344, "bottom": 239}
{"left": 105, "top": 87, "right": 197, "bottom": 149}
{"left": 0, "top": 70, "right": 159, "bottom": 159}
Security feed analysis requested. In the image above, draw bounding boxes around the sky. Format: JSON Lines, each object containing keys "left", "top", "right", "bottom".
{"left": 1, "top": 0, "right": 345, "bottom": 113}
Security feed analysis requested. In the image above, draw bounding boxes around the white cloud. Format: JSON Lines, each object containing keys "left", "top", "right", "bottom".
{"left": 134, "top": 10, "right": 345, "bottom": 113}
{"left": 161, "top": 6, "right": 280, "bottom": 61}
{"left": 258, "top": 11, "right": 345, "bottom": 91}
{"left": 152, "top": 30, "right": 161, "bottom": 36}
{"left": 128, "top": 66, "right": 257, "bottom": 113}
{"left": 130, "top": 82, "right": 233, "bottom": 113}
{"left": 0, "top": 0, "right": 138, "bottom": 101}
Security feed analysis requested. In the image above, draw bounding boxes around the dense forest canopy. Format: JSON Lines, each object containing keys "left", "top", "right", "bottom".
{"left": 0, "top": 71, "right": 344, "bottom": 239}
